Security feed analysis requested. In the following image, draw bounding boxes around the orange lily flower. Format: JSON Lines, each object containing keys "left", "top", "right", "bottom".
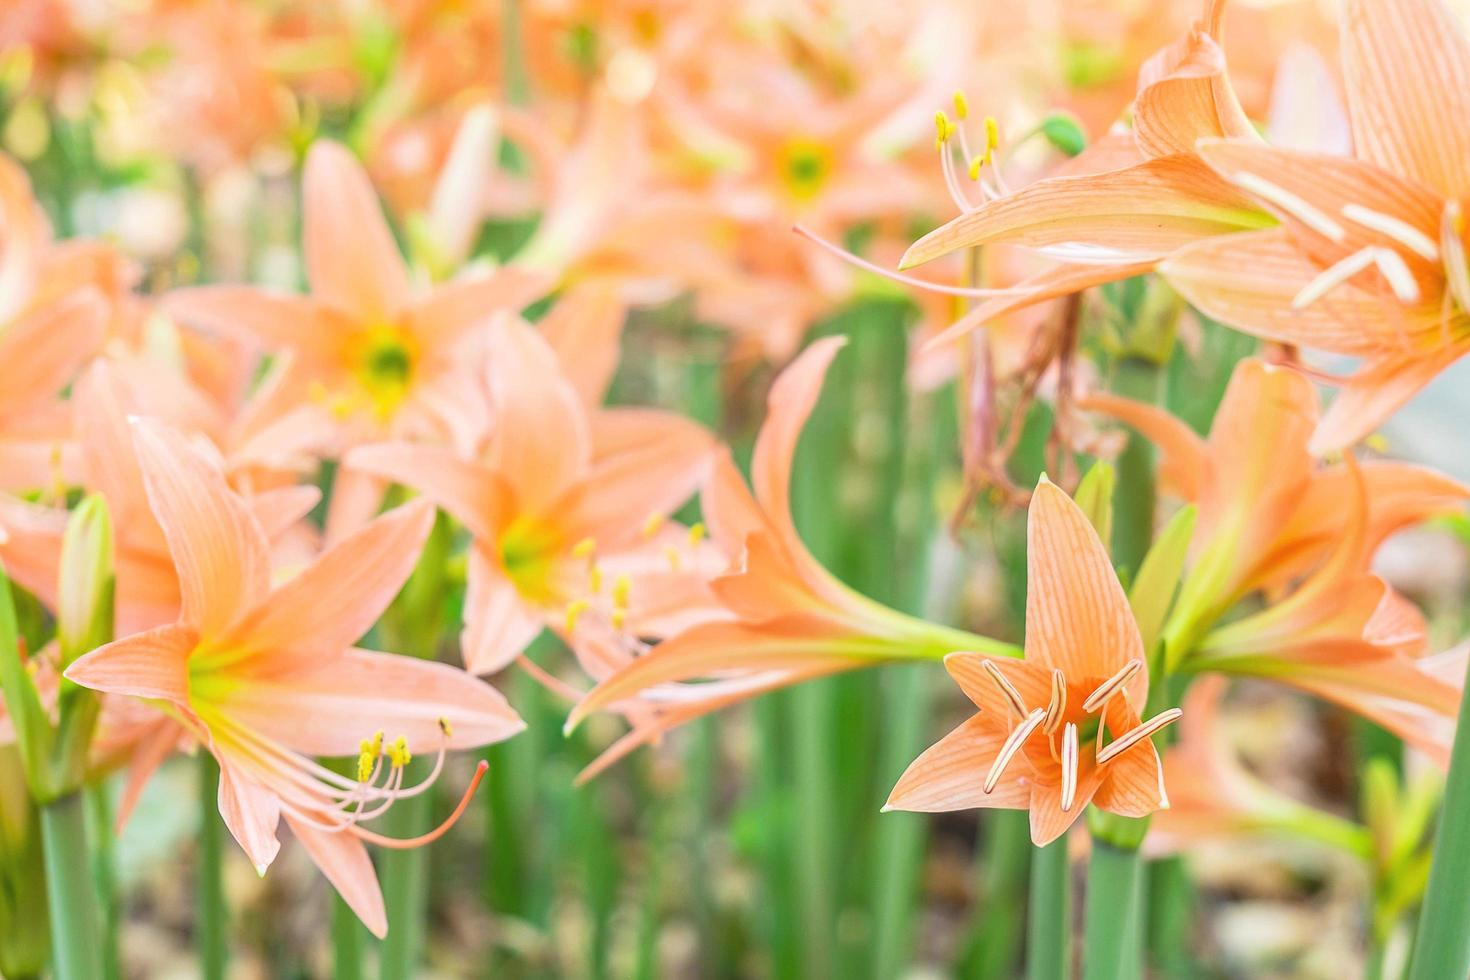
{"left": 0, "top": 358, "right": 320, "bottom": 636}
{"left": 346, "top": 313, "right": 716, "bottom": 675}
{"left": 1158, "top": 0, "right": 1470, "bottom": 451}
{"left": 65, "top": 420, "right": 523, "bottom": 936}
{"left": 564, "top": 337, "right": 1018, "bottom": 775}
{"left": 1085, "top": 358, "right": 1466, "bottom": 758}
{"left": 886, "top": 477, "right": 1181, "bottom": 846}
{"left": 164, "top": 138, "right": 548, "bottom": 454}
{"left": 893, "top": 0, "right": 1273, "bottom": 340}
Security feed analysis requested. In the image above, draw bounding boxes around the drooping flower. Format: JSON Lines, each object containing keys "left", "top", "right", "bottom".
{"left": 65, "top": 420, "right": 524, "bottom": 936}
{"left": 347, "top": 312, "right": 717, "bottom": 676}
{"left": 565, "top": 337, "right": 1018, "bottom": 778}
{"left": 1157, "top": 0, "right": 1470, "bottom": 451}
{"left": 886, "top": 477, "right": 1181, "bottom": 846}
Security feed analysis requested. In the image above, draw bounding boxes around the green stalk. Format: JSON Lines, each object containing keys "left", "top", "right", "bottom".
{"left": 41, "top": 793, "right": 103, "bottom": 980}
{"left": 85, "top": 786, "right": 122, "bottom": 980}
{"left": 1082, "top": 841, "right": 1145, "bottom": 980}
{"left": 1109, "top": 356, "right": 1162, "bottom": 576}
{"left": 378, "top": 783, "right": 431, "bottom": 978}
{"left": 197, "top": 753, "right": 228, "bottom": 980}
{"left": 1146, "top": 856, "right": 1194, "bottom": 976}
{"left": 1027, "top": 839, "right": 1072, "bottom": 980}
{"left": 331, "top": 894, "right": 366, "bottom": 980}
{"left": 958, "top": 810, "right": 1031, "bottom": 979}
{"left": 1406, "top": 651, "right": 1470, "bottom": 980}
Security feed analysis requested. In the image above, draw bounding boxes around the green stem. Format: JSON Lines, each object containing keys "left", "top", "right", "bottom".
{"left": 958, "top": 809, "right": 1031, "bottom": 979}
{"left": 1407, "top": 651, "right": 1470, "bottom": 980}
{"left": 1027, "top": 838, "right": 1072, "bottom": 980}
{"left": 379, "top": 772, "right": 431, "bottom": 979}
{"left": 40, "top": 793, "right": 103, "bottom": 980}
{"left": 1082, "top": 842, "right": 1144, "bottom": 980}
{"left": 197, "top": 753, "right": 227, "bottom": 980}
{"left": 1146, "top": 856, "right": 1194, "bottom": 976}
{"left": 331, "top": 893, "right": 366, "bottom": 980}
{"left": 1109, "top": 356, "right": 1162, "bottom": 576}
{"left": 85, "top": 786, "right": 122, "bottom": 980}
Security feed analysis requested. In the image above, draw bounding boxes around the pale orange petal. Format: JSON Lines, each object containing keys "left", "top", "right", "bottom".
{"left": 285, "top": 816, "right": 387, "bottom": 938}
{"left": 323, "top": 468, "right": 387, "bottom": 546}
{"left": 900, "top": 156, "right": 1265, "bottom": 268}
{"left": 944, "top": 652, "right": 1052, "bottom": 716}
{"left": 131, "top": 420, "right": 272, "bottom": 636}
{"left": 1133, "top": 30, "right": 1256, "bottom": 159}
{"left": 462, "top": 545, "right": 543, "bottom": 674}
{"left": 1341, "top": 0, "right": 1470, "bottom": 199}
{"left": 1311, "top": 341, "right": 1470, "bottom": 453}
{"left": 1080, "top": 392, "right": 1206, "bottom": 501}
{"left": 1025, "top": 479, "right": 1147, "bottom": 692}
{"left": 885, "top": 715, "right": 1031, "bottom": 811}
{"left": 216, "top": 759, "right": 282, "bottom": 872}
{"left": 220, "top": 648, "right": 523, "bottom": 757}
{"left": 223, "top": 500, "right": 434, "bottom": 657}
{"left": 303, "top": 140, "right": 409, "bottom": 322}
{"left": 64, "top": 624, "right": 196, "bottom": 703}
{"left": 539, "top": 282, "right": 626, "bottom": 408}
{"left": 345, "top": 443, "right": 505, "bottom": 540}
{"left": 1094, "top": 741, "right": 1167, "bottom": 817}
{"left": 163, "top": 286, "right": 342, "bottom": 363}
{"left": 404, "top": 267, "right": 550, "bottom": 350}
{"left": 1028, "top": 772, "right": 1100, "bottom": 847}
{"left": 0, "top": 291, "right": 105, "bottom": 420}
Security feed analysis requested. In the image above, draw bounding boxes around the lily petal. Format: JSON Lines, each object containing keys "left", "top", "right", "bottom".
{"left": 1311, "top": 340, "right": 1470, "bottom": 453}
{"left": 64, "top": 624, "right": 196, "bottom": 703}
{"left": 303, "top": 140, "right": 410, "bottom": 323}
{"left": 285, "top": 815, "right": 387, "bottom": 938}
{"left": 345, "top": 443, "right": 505, "bottom": 540}
{"left": 885, "top": 715, "right": 1031, "bottom": 811}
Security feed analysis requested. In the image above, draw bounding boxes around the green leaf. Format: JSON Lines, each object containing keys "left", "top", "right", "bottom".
{"left": 1128, "top": 504, "right": 1196, "bottom": 653}
{"left": 0, "top": 564, "right": 52, "bottom": 799}
{"left": 1073, "top": 461, "right": 1115, "bottom": 547}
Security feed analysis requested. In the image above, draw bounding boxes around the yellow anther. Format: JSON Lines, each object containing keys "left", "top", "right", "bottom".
{"left": 687, "top": 522, "right": 706, "bottom": 546}
{"left": 611, "top": 608, "right": 627, "bottom": 630}
{"left": 1365, "top": 433, "right": 1389, "bottom": 453}
{"left": 565, "top": 598, "right": 591, "bottom": 633}
{"left": 934, "top": 110, "right": 952, "bottom": 148}
{"left": 438, "top": 717, "right": 453, "bottom": 738}
{"left": 356, "top": 747, "right": 374, "bottom": 783}
{"left": 664, "top": 546, "right": 682, "bottom": 571}
{"left": 641, "top": 513, "right": 665, "bottom": 538}
{"left": 968, "top": 155, "right": 984, "bottom": 180}
{"left": 984, "top": 115, "right": 999, "bottom": 163}
{"left": 953, "top": 91, "right": 969, "bottom": 120}
{"left": 588, "top": 563, "right": 604, "bottom": 594}
{"left": 613, "top": 574, "right": 632, "bottom": 609}
{"left": 369, "top": 730, "right": 384, "bottom": 756}
{"left": 386, "top": 735, "right": 412, "bottom": 769}
{"left": 571, "top": 537, "right": 597, "bottom": 560}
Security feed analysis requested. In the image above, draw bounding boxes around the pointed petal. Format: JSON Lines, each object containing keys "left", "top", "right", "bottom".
{"left": 216, "top": 759, "right": 282, "bottom": 873}
{"left": 486, "top": 316, "right": 591, "bottom": 511}
{"left": 1134, "top": 30, "right": 1257, "bottom": 159}
{"left": 559, "top": 409, "right": 714, "bottom": 547}
{"left": 113, "top": 718, "right": 181, "bottom": 831}
{"left": 221, "top": 648, "right": 523, "bottom": 757}
{"left": 224, "top": 500, "right": 434, "bottom": 657}
{"left": 702, "top": 449, "right": 766, "bottom": 555}
{"left": 1094, "top": 741, "right": 1168, "bottom": 817}
{"left": 285, "top": 815, "right": 387, "bottom": 938}
{"left": 1025, "top": 479, "right": 1146, "bottom": 692}
{"left": 1028, "top": 772, "right": 1100, "bottom": 846}
{"left": 303, "top": 140, "right": 409, "bottom": 322}
{"left": 885, "top": 715, "right": 1031, "bottom": 811}
{"left": 900, "top": 155, "right": 1266, "bottom": 268}
{"left": 64, "top": 624, "right": 196, "bottom": 703}
{"left": 130, "top": 420, "right": 272, "bottom": 635}
{"left": 322, "top": 468, "right": 386, "bottom": 546}
{"left": 944, "top": 652, "right": 1052, "bottom": 717}
{"left": 0, "top": 291, "right": 105, "bottom": 420}
{"left": 405, "top": 267, "right": 550, "bottom": 350}
{"left": 462, "top": 545, "right": 543, "bottom": 674}
{"left": 1311, "top": 341, "right": 1470, "bottom": 453}
{"left": 1341, "top": 0, "right": 1470, "bottom": 199}
{"left": 1080, "top": 392, "right": 1206, "bottom": 500}
{"left": 539, "top": 282, "right": 626, "bottom": 408}
{"left": 1159, "top": 228, "right": 1441, "bottom": 355}
{"left": 163, "top": 286, "right": 342, "bottom": 363}
{"left": 345, "top": 443, "right": 505, "bottom": 539}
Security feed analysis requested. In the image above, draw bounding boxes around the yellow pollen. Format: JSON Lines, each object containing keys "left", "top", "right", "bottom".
{"left": 934, "top": 110, "right": 952, "bottom": 149}
{"left": 588, "top": 563, "right": 604, "bottom": 594}
{"left": 613, "top": 574, "right": 632, "bottom": 609}
{"left": 641, "top": 513, "right": 665, "bottom": 538}
{"left": 356, "top": 746, "right": 374, "bottom": 783}
{"left": 437, "top": 717, "right": 453, "bottom": 738}
{"left": 687, "top": 522, "right": 706, "bottom": 546}
{"left": 968, "top": 155, "right": 984, "bottom": 181}
{"left": 611, "top": 609, "right": 627, "bottom": 631}
{"left": 952, "top": 91, "right": 969, "bottom": 120}
{"left": 983, "top": 115, "right": 999, "bottom": 164}
{"left": 565, "top": 598, "right": 591, "bottom": 633}
{"left": 386, "top": 735, "right": 412, "bottom": 769}
{"left": 664, "top": 546, "right": 682, "bottom": 571}
{"left": 571, "top": 537, "right": 597, "bottom": 559}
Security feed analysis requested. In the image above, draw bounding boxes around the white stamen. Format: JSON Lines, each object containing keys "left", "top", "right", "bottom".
{"left": 1292, "top": 246, "right": 1379, "bottom": 308}
{"left": 1082, "top": 660, "right": 1142, "bottom": 713}
{"left": 1096, "top": 708, "right": 1184, "bottom": 765}
{"left": 1372, "top": 247, "right": 1421, "bottom": 304}
{"left": 982, "top": 659, "right": 1029, "bottom": 719}
{"left": 1233, "top": 171, "right": 1346, "bottom": 242}
{"left": 1342, "top": 203, "right": 1440, "bottom": 261}
{"left": 1061, "top": 722, "right": 1080, "bottom": 811}
{"left": 985, "top": 707, "right": 1046, "bottom": 793}
{"left": 1043, "top": 668, "right": 1068, "bottom": 735}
